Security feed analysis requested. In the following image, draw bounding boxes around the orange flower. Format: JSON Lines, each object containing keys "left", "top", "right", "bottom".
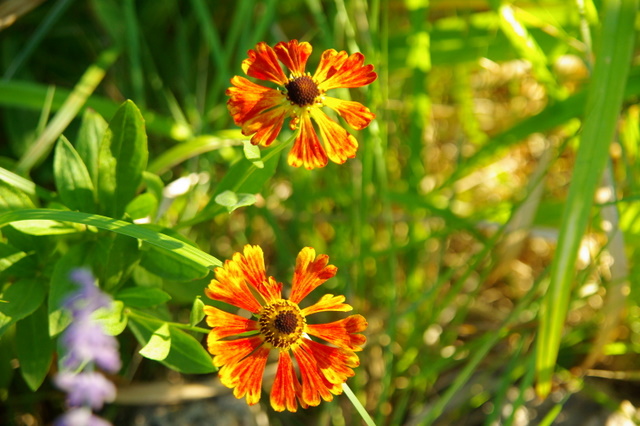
{"left": 226, "top": 40, "right": 377, "bottom": 170}
{"left": 204, "top": 245, "right": 367, "bottom": 412}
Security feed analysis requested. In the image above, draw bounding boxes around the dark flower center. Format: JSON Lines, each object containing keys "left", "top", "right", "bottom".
{"left": 259, "top": 299, "right": 306, "bottom": 349}
{"left": 274, "top": 311, "right": 298, "bottom": 334}
{"left": 285, "top": 76, "right": 320, "bottom": 106}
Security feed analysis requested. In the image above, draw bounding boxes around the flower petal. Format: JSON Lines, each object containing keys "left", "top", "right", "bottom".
{"left": 206, "top": 267, "right": 262, "bottom": 313}
{"left": 323, "top": 96, "right": 375, "bottom": 130}
{"left": 315, "top": 50, "right": 377, "bottom": 90}
{"left": 206, "top": 245, "right": 282, "bottom": 312}
{"left": 226, "top": 76, "right": 286, "bottom": 126}
{"left": 299, "top": 339, "right": 359, "bottom": 386}
{"left": 231, "top": 245, "right": 282, "bottom": 303}
{"left": 301, "top": 294, "right": 352, "bottom": 316}
{"left": 306, "top": 315, "right": 368, "bottom": 351}
{"left": 203, "top": 305, "right": 259, "bottom": 341}
{"left": 289, "top": 247, "right": 337, "bottom": 304}
{"left": 242, "top": 42, "right": 288, "bottom": 85}
{"left": 274, "top": 40, "right": 312, "bottom": 77}
{"left": 207, "top": 336, "right": 264, "bottom": 368}
{"left": 218, "top": 345, "right": 270, "bottom": 405}
{"left": 287, "top": 113, "right": 329, "bottom": 170}
{"left": 242, "top": 104, "right": 289, "bottom": 147}
{"left": 311, "top": 109, "right": 358, "bottom": 165}
{"left": 270, "top": 351, "right": 303, "bottom": 412}
{"left": 292, "top": 344, "right": 337, "bottom": 406}
{"left": 313, "top": 49, "right": 348, "bottom": 85}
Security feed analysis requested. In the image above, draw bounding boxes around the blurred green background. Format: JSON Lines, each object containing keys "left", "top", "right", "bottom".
{"left": 2, "top": 0, "right": 640, "bottom": 424}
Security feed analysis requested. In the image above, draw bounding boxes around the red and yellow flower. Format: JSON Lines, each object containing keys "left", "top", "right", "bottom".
{"left": 226, "top": 40, "right": 377, "bottom": 170}
{"left": 204, "top": 245, "right": 367, "bottom": 412}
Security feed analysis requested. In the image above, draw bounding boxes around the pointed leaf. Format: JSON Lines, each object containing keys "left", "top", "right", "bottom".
{"left": 138, "top": 323, "right": 171, "bottom": 361}
{"left": 0, "top": 181, "right": 35, "bottom": 213}
{"left": 128, "top": 315, "right": 215, "bottom": 374}
{"left": 76, "top": 108, "right": 108, "bottom": 186}
{"left": 189, "top": 297, "right": 205, "bottom": 327}
{"left": 214, "top": 190, "right": 257, "bottom": 213}
{"left": 0, "top": 209, "right": 221, "bottom": 271}
{"left": 0, "top": 279, "right": 46, "bottom": 338}
{"left": 0, "top": 241, "right": 36, "bottom": 279}
{"left": 94, "top": 300, "right": 128, "bottom": 336}
{"left": 54, "top": 135, "right": 96, "bottom": 212}
{"left": 16, "top": 305, "right": 53, "bottom": 391}
{"left": 98, "top": 100, "right": 149, "bottom": 219}
{"left": 126, "top": 192, "right": 158, "bottom": 220}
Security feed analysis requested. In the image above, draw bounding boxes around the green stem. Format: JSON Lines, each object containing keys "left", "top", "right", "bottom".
{"left": 342, "top": 382, "right": 376, "bottom": 426}
{"left": 127, "top": 310, "right": 210, "bottom": 334}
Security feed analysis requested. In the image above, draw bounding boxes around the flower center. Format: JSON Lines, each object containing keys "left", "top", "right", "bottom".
{"left": 259, "top": 299, "right": 306, "bottom": 349}
{"left": 285, "top": 76, "right": 320, "bottom": 106}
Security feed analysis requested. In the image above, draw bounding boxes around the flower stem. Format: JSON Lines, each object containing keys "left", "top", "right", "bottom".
{"left": 126, "top": 310, "right": 210, "bottom": 334}
{"left": 342, "top": 382, "right": 376, "bottom": 426}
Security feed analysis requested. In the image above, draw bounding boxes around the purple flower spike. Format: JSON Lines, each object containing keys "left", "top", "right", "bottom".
{"left": 61, "top": 320, "right": 121, "bottom": 373}
{"left": 64, "top": 268, "right": 112, "bottom": 315}
{"left": 54, "top": 268, "right": 121, "bottom": 426}
{"left": 54, "top": 407, "right": 112, "bottom": 426}
{"left": 55, "top": 371, "right": 116, "bottom": 410}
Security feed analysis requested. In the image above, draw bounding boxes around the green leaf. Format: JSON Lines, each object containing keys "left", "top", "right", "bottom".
{"left": 140, "top": 245, "right": 209, "bottom": 281}
{"left": 16, "top": 305, "right": 53, "bottom": 391}
{"left": 0, "top": 279, "right": 46, "bottom": 338}
{"left": 0, "top": 241, "right": 36, "bottom": 279}
{"left": 126, "top": 192, "right": 158, "bottom": 220}
{"left": 138, "top": 322, "right": 171, "bottom": 361}
{"left": 0, "top": 180, "right": 35, "bottom": 212}
{"left": 189, "top": 297, "right": 205, "bottom": 327}
{"left": 139, "top": 225, "right": 210, "bottom": 281}
{"left": 0, "top": 166, "right": 54, "bottom": 201}
{"left": 142, "top": 172, "right": 164, "bottom": 203}
{"left": 94, "top": 233, "right": 141, "bottom": 292}
{"left": 76, "top": 108, "right": 108, "bottom": 186}
{"left": 0, "top": 209, "right": 221, "bottom": 271}
{"left": 184, "top": 142, "right": 283, "bottom": 226}
{"left": 97, "top": 100, "right": 149, "bottom": 219}
{"left": 536, "top": 0, "right": 638, "bottom": 398}
{"left": 54, "top": 135, "right": 96, "bottom": 212}
{"left": 94, "top": 300, "right": 128, "bottom": 336}
{"left": 214, "top": 190, "right": 257, "bottom": 213}
{"left": 128, "top": 315, "right": 215, "bottom": 374}
{"left": 242, "top": 140, "right": 263, "bottom": 168}
{"left": 116, "top": 286, "right": 171, "bottom": 308}
{"left": 10, "top": 219, "right": 82, "bottom": 236}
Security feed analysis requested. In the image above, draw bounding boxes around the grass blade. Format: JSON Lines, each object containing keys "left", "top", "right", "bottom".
{"left": 535, "top": 0, "right": 638, "bottom": 397}
{"left": 15, "top": 49, "right": 119, "bottom": 174}
{"left": 0, "top": 209, "right": 221, "bottom": 270}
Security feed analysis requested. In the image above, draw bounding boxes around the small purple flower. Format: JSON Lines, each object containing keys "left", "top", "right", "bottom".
{"left": 61, "top": 320, "right": 121, "bottom": 373}
{"left": 54, "top": 407, "right": 112, "bottom": 426}
{"left": 54, "top": 268, "right": 121, "bottom": 426}
{"left": 64, "top": 268, "right": 113, "bottom": 316}
{"left": 55, "top": 371, "right": 116, "bottom": 410}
